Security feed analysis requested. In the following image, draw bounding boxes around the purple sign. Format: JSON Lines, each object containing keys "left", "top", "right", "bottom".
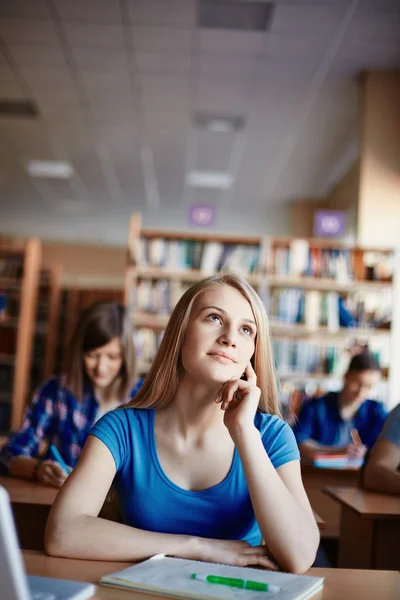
{"left": 189, "top": 204, "right": 215, "bottom": 227}
{"left": 314, "top": 210, "right": 346, "bottom": 238}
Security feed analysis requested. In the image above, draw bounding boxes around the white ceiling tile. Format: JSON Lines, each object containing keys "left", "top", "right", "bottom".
{"left": 271, "top": 5, "right": 346, "bottom": 35}
{"left": 195, "top": 55, "right": 260, "bottom": 78}
{"left": 0, "top": 0, "right": 51, "bottom": 19}
{"left": 140, "top": 74, "right": 190, "bottom": 110}
{"left": 63, "top": 23, "right": 126, "bottom": 50}
{"left": 135, "top": 52, "right": 191, "bottom": 76}
{"left": 54, "top": 0, "right": 122, "bottom": 24}
{"left": 127, "top": 0, "right": 197, "bottom": 27}
{"left": 131, "top": 26, "right": 193, "bottom": 53}
{"left": 0, "top": 18, "right": 59, "bottom": 46}
{"left": 8, "top": 44, "right": 68, "bottom": 68}
{"left": 198, "top": 30, "right": 267, "bottom": 56}
{"left": 72, "top": 48, "right": 129, "bottom": 72}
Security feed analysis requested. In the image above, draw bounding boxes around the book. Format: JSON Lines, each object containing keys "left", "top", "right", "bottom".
{"left": 311, "top": 453, "right": 364, "bottom": 469}
{"left": 100, "top": 554, "right": 324, "bottom": 600}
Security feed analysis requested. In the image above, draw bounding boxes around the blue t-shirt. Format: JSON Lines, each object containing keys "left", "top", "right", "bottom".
{"left": 293, "top": 392, "right": 387, "bottom": 450}
{"left": 90, "top": 408, "right": 299, "bottom": 546}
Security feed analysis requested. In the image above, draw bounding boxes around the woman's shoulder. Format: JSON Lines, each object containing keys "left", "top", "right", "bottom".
{"left": 254, "top": 411, "right": 296, "bottom": 442}
{"left": 94, "top": 406, "right": 152, "bottom": 430}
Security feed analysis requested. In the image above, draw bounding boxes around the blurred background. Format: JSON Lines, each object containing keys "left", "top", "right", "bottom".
{"left": 0, "top": 0, "right": 400, "bottom": 432}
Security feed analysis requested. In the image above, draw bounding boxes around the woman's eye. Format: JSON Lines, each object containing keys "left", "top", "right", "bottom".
{"left": 207, "top": 314, "right": 222, "bottom": 324}
{"left": 241, "top": 325, "right": 254, "bottom": 336}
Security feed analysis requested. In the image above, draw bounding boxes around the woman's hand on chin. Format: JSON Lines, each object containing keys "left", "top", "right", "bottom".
{"left": 216, "top": 362, "right": 260, "bottom": 437}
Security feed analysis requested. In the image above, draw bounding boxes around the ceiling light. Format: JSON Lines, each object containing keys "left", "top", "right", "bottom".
{"left": 194, "top": 112, "right": 246, "bottom": 133}
{"left": 26, "top": 160, "right": 74, "bottom": 179}
{"left": 186, "top": 171, "right": 233, "bottom": 190}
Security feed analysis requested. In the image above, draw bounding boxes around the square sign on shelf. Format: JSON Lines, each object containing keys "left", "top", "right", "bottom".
{"left": 314, "top": 209, "right": 346, "bottom": 238}
{"left": 189, "top": 204, "right": 215, "bottom": 227}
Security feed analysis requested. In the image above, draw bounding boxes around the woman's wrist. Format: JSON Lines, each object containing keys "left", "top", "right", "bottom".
{"left": 228, "top": 423, "right": 259, "bottom": 446}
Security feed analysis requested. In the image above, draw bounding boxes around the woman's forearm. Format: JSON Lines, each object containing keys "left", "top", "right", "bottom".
{"left": 45, "top": 513, "right": 196, "bottom": 561}
{"left": 9, "top": 456, "right": 39, "bottom": 480}
{"left": 233, "top": 427, "right": 319, "bottom": 573}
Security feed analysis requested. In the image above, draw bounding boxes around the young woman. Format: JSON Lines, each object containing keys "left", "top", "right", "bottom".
{"left": 45, "top": 273, "right": 319, "bottom": 573}
{"left": 0, "top": 302, "right": 141, "bottom": 487}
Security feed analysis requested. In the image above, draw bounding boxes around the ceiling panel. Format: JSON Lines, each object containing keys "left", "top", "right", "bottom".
{"left": 127, "top": 0, "right": 197, "bottom": 27}
{"left": 0, "top": 18, "right": 59, "bottom": 46}
{"left": 0, "top": 0, "right": 399, "bottom": 245}
{"left": 54, "top": 0, "right": 122, "bottom": 24}
{"left": 131, "top": 26, "right": 194, "bottom": 54}
{"left": 0, "top": 0, "right": 51, "bottom": 19}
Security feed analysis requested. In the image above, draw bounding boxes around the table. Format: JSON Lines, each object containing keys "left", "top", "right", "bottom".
{"left": 0, "top": 475, "right": 59, "bottom": 550}
{"left": 324, "top": 486, "right": 400, "bottom": 570}
{"left": 23, "top": 550, "right": 400, "bottom": 600}
{"left": 301, "top": 463, "right": 361, "bottom": 537}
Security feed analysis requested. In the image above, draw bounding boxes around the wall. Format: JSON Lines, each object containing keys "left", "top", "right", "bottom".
{"left": 41, "top": 241, "right": 126, "bottom": 288}
{"left": 358, "top": 71, "right": 400, "bottom": 248}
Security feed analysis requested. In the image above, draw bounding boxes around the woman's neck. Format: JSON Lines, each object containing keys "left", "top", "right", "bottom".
{"left": 158, "top": 377, "right": 225, "bottom": 440}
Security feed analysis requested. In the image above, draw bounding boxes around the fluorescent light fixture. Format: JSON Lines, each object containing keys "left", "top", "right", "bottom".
{"left": 186, "top": 171, "right": 233, "bottom": 190}
{"left": 193, "top": 112, "right": 246, "bottom": 133}
{"left": 26, "top": 160, "right": 74, "bottom": 179}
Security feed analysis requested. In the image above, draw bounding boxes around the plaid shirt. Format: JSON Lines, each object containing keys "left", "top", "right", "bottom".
{"left": 0, "top": 376, "right": 143, "bottom": 475}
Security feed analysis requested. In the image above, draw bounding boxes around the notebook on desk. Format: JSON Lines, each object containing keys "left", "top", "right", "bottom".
{"left": 100, "top": 554, "right": 324, "bottom": 600}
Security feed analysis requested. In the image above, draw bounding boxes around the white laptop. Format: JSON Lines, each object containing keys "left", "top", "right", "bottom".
{"left": 0, "top": 485, "right": 95, "bottom": 600}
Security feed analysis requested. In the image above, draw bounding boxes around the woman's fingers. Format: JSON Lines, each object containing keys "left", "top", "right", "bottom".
{"left": 245, "top": 361, "right": 257, "bottom": 385}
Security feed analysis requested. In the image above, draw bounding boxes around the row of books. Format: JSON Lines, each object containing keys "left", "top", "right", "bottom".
{"left": 269, "top": 240, "right": 393, "bottom": 281}
{"left": 134, "top": 329, "right": 165, "bottom": 367}
{"left": 272, "top": 339, "right": 389, "bottom": 378}
{"left": 267, "top": 288, "right": 392, "bottom": 330}
{"left": 131, "top": 238, "right": 261, "bottom": 274}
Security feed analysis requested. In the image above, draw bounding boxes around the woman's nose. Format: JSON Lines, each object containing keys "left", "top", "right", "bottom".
{"left": 218, "top": 327, "right": 237, "bottom": 347}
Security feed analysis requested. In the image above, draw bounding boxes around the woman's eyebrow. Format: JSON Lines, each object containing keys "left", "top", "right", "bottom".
{"left": 201, "top": 305, "right": 256, "bottom": 326}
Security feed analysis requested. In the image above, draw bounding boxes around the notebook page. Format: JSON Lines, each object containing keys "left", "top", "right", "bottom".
{"left": 101, "top": 555, "right": 324, "bottom": 600}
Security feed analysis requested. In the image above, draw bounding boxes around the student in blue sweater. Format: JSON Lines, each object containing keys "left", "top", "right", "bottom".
{"left": 293, "top": 351, "right": 387, "bottom": 461}
{"left": 46, "top": 272, "right": 319, "bottom": 573}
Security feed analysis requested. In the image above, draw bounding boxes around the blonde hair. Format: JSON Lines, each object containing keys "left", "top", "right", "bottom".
{"left": 65, "top": 302, "right": 136, "bottom": 402}
{"left": 126, "top": 272, "right": 281, "bottom": 417}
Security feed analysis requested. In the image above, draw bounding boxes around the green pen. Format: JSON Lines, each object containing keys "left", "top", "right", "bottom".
{"left": 191, "top": 573, "right": 280, "bottom": 593}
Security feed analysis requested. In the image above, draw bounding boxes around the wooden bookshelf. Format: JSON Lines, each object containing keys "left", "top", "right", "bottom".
{"left": 124, "top": 213, "right": 397, "bottom": 405}
{"left": 0, "top": 238, "right": 42, "bottom": 432}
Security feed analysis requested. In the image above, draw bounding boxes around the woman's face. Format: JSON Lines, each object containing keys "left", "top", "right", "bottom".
{"left": 83, "top": 336, "right": 123, "bottom": 389}
{"left": 181, "top": 285, "right": 257, "bottom": 385}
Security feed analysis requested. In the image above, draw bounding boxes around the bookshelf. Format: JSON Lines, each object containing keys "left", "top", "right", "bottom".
{"left": 125, "top": 214, "right": 398, "bottom": 406}
{"left": 0, "top": 238, "right": 42, "bottom": 432}
{"left": 29, "top": 264, "right": 63, "bottom": 395}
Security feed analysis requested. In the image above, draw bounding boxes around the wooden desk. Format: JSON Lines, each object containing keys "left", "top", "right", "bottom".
{"left": 0, "top": 475, "right": 59, "bottom": 551}
{"left": 301, "top": 463, "right": 361, "bottom": 538}
{"left": 23, "top": 550, "right": 400, "bottom": 600}
{"left": 324, "top": 486, "right": 400, "bottom": 570}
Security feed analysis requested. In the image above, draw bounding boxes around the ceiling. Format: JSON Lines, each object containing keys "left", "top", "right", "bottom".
{"left": 0, "top": 0, "right": 399, "bottom": 245}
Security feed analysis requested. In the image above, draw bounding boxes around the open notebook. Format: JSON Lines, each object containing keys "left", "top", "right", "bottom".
{"left": 100, "top": 555, "right": 324, "bottom": 600}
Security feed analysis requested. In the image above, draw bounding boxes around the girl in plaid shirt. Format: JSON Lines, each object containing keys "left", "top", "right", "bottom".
{"left": 0, "top": 301, "right": 141, "bottom": 487}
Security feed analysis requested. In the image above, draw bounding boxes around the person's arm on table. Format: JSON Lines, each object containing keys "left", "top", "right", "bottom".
{"left": 364, "top": 439, "right": 400, "bottom": 495}
{"left": 0, "top": 381, "right": 69, "bottom": 486}
{"left": 45, "top": 435, "right": 275, "bottom": 568}
{"left": 220, "top": 366, "right": 320, "bottom": 574}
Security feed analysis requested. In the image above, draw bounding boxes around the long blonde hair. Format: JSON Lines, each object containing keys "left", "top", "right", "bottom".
{"left": 126, "top": 272, "right": 281, "bottom": 416}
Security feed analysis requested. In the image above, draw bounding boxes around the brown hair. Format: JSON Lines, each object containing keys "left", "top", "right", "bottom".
{"left": 347, "top": 351, "right": 381, "bottom": 374}
{"left": 65, "top": 302, "right": 136, "bottom": 401}
{"left": 125, "top": 272, "right": 281, "bottom": 417}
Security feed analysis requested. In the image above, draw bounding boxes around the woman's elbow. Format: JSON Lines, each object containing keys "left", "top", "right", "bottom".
{"left": 44, "top": 514, "right": 76, "bottom": 557}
